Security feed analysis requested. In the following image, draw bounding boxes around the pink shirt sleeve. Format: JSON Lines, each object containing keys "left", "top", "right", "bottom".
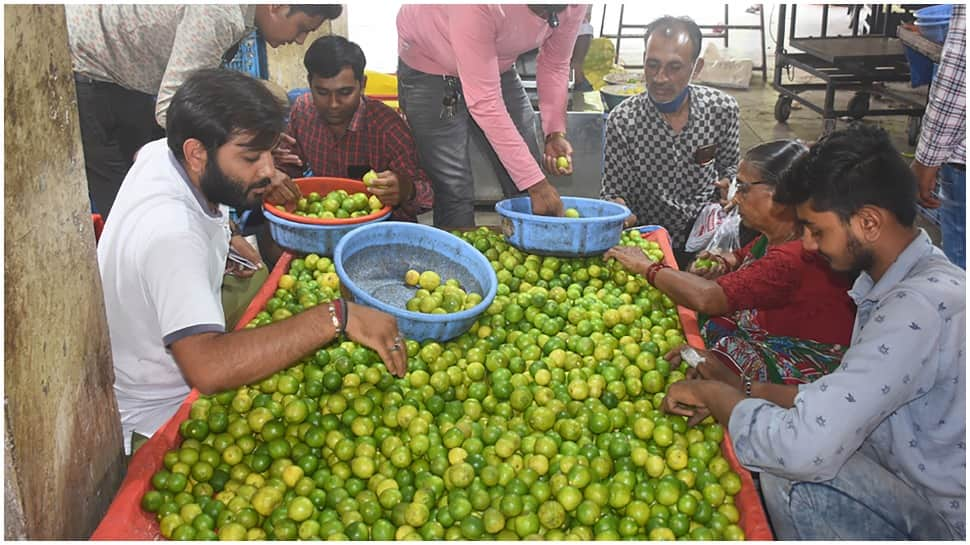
{"left": 537, "top": 5, "right": 585, "bottom": 137}
{"left": 446, "top": 5, "right": 545, "bottom": 191}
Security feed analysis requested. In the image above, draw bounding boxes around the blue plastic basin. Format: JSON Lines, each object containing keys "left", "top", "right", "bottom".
{"left": 334, "top": 222, "right": 498, "bottom": 342}
{"left": 265, "top": 210, "right": 390, "bottom": 256}
{"left": 915, "top": 4, "right": 952, "bottom": 21}
{"left": 495, "top": 196, "right": 631, "bottom": 257}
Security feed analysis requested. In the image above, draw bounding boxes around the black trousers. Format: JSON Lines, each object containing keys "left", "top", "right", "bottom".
{"left": 74, "top": 74, "right": 165, "bottom": 216}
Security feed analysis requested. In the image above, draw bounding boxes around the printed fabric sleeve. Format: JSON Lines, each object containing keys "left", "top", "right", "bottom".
{"left": 714, "top": 95, "right": 741, "bottom": 181}
{"left": 154, "top": 5, "right": 246, "bottom": 127}
{"left": 535, "top": 5, "right": 586, "bottom": 137}
{"left": 727, "top": 288, "right": 943, "bottom": 482}
{"left": 139, "top": 229, "right": 226, "bottom": 343}
{"left": 447, "top": 5, "right": 545, "bottom": 191}
{"left": 381, "top": 109, "right": 434, "bottom": 217}
{"left": 915, "top": 4, "right": 966, "bottom": 167}
{"left": 600, "top": 111, "right": 636, "bottom": 202}
{"left": 715, "top": 242, "right": 802, "bottom": 313}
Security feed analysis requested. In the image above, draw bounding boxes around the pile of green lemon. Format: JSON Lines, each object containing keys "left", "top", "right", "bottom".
{"left": 276, "top": 189, "right": 383, "bottom": 220}
{"left": 139, "top": 228, "right": 747, "bottom": 541}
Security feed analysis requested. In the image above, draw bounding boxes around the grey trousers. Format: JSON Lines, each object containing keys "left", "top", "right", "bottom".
{"left": 397, "top": 60, "right": 543, "bottom": 228}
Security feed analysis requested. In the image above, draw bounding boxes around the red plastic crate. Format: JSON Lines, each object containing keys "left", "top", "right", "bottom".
{"left": 93, "top": 230, "right": 772, "bottom": 539}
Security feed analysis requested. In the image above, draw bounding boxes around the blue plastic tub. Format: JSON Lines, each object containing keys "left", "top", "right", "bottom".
{"left": 265, "top": 210, "right": 390, "bottom": 256}
{"left": 334, "top": 222, "right": 498, "bottom": 342}
{"left": 495, "top": 196, "right": 631, "bottom": 257}
{"left": 915, "top": 4, "right": 952, "bottom": 21}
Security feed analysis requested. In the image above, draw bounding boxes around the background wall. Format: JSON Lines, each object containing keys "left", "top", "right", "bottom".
{"left": 265, "top": 7, "right": 349, "bottom": 93}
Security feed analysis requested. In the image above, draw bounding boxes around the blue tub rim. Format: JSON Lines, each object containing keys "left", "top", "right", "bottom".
{"left": 333, "top": 221, "right": 499, "bottom": 325}
{"left": 494, "top": 196, "right": 631, "bottom": 224}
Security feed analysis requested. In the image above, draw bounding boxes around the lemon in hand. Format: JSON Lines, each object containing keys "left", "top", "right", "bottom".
{"left": 556, "top": 156, "right": 570, "bottom": 170}
{"left": 362, "top": 169, "right": 378, "bottom": 187}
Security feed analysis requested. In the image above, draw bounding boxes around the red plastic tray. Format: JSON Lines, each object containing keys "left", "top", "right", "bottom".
{"left": 642, "top": 227, "right": 773, "bottom": 540}
{"left": 93, "top": 230, "right": 772, "bottom": 540}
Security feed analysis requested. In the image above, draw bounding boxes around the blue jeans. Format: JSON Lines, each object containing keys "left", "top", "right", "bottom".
{"left": 760, "top": 449, "right": 958, "bottom": 539}
{"left": 397, "top": 60, "right": 541, "bottom": 228}
{"left": 939, "top": 164, "right": 965, "bottom": 269}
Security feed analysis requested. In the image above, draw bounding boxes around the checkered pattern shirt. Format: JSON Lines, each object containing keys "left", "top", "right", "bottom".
{"left": 601, "top": 85, "right": 740, "bottom": 249}
{"left": 915, "top": 4, "right": 966, "bottom": 167}
{"left": 286, "top": 94, "right": 433, "bottom": 221}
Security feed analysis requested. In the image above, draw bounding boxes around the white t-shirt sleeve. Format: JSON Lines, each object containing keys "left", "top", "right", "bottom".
{"left": 139, "top": 229, "right": 225, "bottom": 346}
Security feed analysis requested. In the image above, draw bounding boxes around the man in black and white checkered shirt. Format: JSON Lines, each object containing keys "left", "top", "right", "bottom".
{"left": 601, "top": 16, "right": 740, "bottom": 266}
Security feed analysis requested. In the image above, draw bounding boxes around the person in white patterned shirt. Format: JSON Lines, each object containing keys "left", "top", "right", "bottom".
{"left": 663, "top": 124, "right": 965, "bottom": 539}
{"left": 66, "top": 5, "right": 342, "bottom": 216}
{"left": 601, "top": 15, "right": 740, "bottom": 267}
{"left": 911, "top": 4, "right": 965, "bottom": 269}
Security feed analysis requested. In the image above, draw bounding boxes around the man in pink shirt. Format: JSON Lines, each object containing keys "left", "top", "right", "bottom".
{"left": 396, "top": 4, "right": 586, "bottom": 227}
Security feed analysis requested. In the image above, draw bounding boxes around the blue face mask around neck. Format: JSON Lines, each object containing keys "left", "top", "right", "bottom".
{"left": 651, "top": 85, "right": 690, "bottom": 113}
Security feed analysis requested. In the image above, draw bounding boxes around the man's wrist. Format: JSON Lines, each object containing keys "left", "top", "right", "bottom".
{"left": 545, "top": 131, "right": 567, "bottom": 143}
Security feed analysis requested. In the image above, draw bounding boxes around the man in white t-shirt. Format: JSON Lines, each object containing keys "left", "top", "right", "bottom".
{"left": 98, "top": 68, "right": 408, "bottom": 454}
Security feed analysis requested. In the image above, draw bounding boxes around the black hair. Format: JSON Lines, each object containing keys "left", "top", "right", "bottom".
{"left": 644, "top": 16, "right": 703, "bottom": 61}
{"left": 166, "top": 68, "right": 285, "bottom": 162}
{"left": 287, "top": 5, "right": 342, "bottom": 20}
{"left": 743, "top": 140, "right": 808, "bottom": 186}
{"left": 774, "top": 123, "right": 917, "bottom": 226}
{"left": 304, "top": 35, "right": 366, "bottom": 83}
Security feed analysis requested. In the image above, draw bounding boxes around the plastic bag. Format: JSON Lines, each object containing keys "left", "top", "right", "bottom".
{"left": 685, "top": 203, "right": 728, "bottom": 252}
{"left": 703, "top": 208, "right": 741, "bottom": 254}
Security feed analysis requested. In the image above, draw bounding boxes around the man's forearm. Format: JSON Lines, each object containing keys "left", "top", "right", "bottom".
{"left": 171, "top": 303, "right": 339, "bottom": 394}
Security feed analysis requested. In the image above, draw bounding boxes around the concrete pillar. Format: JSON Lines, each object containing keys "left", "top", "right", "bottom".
{"left": 4, "top": 5, "right": 124, "bottom": 538}
{"left": 265, "top": 5, "right": 348, "bottom": 93}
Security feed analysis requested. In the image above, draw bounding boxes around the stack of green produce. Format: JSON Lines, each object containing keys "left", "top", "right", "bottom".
{"left": 275, "top": 189, "right": 383, "bottom": 220}
{"left": 139, "top": 228, "right": 746, "bottom": 541}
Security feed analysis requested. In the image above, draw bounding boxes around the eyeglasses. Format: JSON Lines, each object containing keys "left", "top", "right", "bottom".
{"left": 736, "top": 180, "right": 770, "bottom": 195}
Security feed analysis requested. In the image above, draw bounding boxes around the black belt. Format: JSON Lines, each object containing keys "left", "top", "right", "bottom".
{"left": 947, "top": 163, "right": 965, "bottom": 172}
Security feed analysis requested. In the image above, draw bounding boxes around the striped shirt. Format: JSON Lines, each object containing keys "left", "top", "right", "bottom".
{"left": 66, "top": 5, "right": 256, "bottom": 127}
{"left": 915, "top": 4, "right": 965, "bottom": 167}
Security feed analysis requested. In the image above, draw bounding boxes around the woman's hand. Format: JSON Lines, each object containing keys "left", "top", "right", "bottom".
{"left": 604, "top": 245, "right": 651, "bottom": 276}
{"left": 343, "top": 302, "right": 408, "bottom": 378}
{"left": 688, "top": 250, "right": 734, "bottom": 279}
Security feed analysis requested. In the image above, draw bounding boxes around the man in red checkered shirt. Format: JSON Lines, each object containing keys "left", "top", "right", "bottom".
{"left": 275, "top": 35, "right": 433, "bottom": 221}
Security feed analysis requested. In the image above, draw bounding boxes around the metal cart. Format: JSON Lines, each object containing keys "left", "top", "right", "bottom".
{"left": 772, "top": 4, "right": 926, "bottom": 144}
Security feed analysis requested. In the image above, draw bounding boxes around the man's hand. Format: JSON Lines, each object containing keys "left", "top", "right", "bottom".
{"left": 611, "top": 197, "right": 638, "bottom": 228}
{"left": 543, "top": 134, "right": 574, "bottom": 176}
{"left": 662, "top": 380, "right": 713, "bottom": 427}
{"left": 527, "top": 179, "right": 564, "bottom": 217}
{"left": 604, "top": 245, "right": 652, "bottom": 275}
{"left": 343, "top": 302, "right": 408, "bottom": 378}
{"left": 368, "top": 170, "right": 413, "bottom": 208}
{"left": 911, "top": 160, "right": 942, "bottom": 208}
{"left": 264, "top": 169, "right": 301, "bottom": 206}
{"left": 226, "top": 235, "right": 264, "bottom": 278}
{"left": 272, "top": 133, "right": 303, "bottom": 169}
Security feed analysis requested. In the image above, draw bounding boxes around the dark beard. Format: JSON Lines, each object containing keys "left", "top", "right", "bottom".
{"left": 199, "top": 158, "right": 270, "bottom": 210}
{"left": 844, "top": 232, "right": 875, "bottom": 276}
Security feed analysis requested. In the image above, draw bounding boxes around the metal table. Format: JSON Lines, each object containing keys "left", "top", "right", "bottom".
{"left": 772, "top": 4, "right": 926, "bottom": 144}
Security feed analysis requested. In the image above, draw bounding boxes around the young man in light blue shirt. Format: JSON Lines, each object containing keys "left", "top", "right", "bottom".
{"left": 662, "top": 124, "right": 965, "bottom": 539}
